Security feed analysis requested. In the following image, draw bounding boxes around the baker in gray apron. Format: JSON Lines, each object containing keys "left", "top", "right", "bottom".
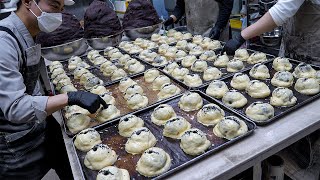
{"left": 164, "top": 0, "right": 233, "bottom": 41}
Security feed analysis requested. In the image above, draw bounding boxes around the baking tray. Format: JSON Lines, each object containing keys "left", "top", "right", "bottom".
{"left": 72, "top": 91, "right": 256, "bottom": 180}
{"left": 159, "top": 50, "right": 275, "bottom": 90}
{"left": 60, "top": 72, "right": 188, "bottom": 136}
{"left": 200, "top": 58, "right": 320, "bottom": 125}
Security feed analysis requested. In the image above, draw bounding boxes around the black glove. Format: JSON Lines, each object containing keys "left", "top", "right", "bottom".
{"left": 223, "top": 33, "right": 246, "bottom": 55}
{"left": 209, "top": 26, "right": 222, "bottom": 40}
{"left": 67, "top": 91, "right": 108, "bottom": 114}
{"left": 164, "top": 17, "right": 174, "bottom": 27}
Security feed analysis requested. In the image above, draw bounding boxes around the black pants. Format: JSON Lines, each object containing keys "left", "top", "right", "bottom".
{"left": 0, "top": 116, "right": 73, "bottom": 180}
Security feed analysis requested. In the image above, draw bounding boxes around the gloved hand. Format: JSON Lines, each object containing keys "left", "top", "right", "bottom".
{"left": 223, "top": 33, "right": 246, "bottom": 55}
{"left": 164, "top": 17, "right": 174, "bottom": 27}
{"left": 67, "top": 91, "right": 108, "bottom": 114}
{"left": 209, "top": 26, "right": 222, "bottom": 40}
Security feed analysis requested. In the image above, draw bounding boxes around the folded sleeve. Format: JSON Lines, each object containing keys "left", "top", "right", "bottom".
{"left": 269, "top": 0, "right": 305, "bottom": 26}
{"left": 172, "top": 0, "right": 186, "bottom": 21}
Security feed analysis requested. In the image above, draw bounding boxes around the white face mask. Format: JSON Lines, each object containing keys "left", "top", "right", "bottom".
{"left": 29, "top": 0, "right": 62, "bottom": 33}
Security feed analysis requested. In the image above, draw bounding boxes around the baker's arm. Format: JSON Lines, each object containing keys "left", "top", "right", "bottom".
{"left": 210, "top": 0, "right": 234, "bottom": 39}
{"left": 164, "top": 0, "right": 185, "bottom": 26}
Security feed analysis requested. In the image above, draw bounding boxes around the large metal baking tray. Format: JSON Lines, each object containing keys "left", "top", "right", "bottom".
{"left": 200, "top": 58, "right": 320, "bottom": 125}
{"left": 72, "top": 91, "right": 256, "bottom": 180}
{"left": 59, "top": 72, "right": 187, "bottom": 136}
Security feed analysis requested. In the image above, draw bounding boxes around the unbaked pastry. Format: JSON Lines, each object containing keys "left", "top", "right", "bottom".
{"left": 197, "top": 104, "right": 225, "bottom": 126}
{"left": 205, "top": 40, "right": 222, "bottom": 50}
{"left": 249, "top": 63, "right": 270, "bottom": 80}
{"left": 167, "top": 29, "right": 177, "bottom": 37}
{"left": 96, "top": 166, "right": 130, "bottom": 180}
{"left": 171, "top": 67, "right": 189, "bottom": 80}
{"left": 222, "top": 90, "right": 247, "bottom": 108}
{"left": 119, "top": 78, "right": 137, "bottom": 92}
{"left": 157, "top": 83, "right": 181, "bottom": 100}
{"left": 66, "top": 113, "right": 91, "bottom": 133}
{"left": 293, "top": 63, "right": 317, "bottom": 78}
{"left": 126, "top": 93, "right": 149, "bottom": 110}
{"left": 214, "top": 54, "right": 229, "bottom": 67}
{"left": 173, "top": 31, "right": 183, "bottom": 41}
{"left": 180, "top": 128, "right": 211, "bottom": 156}
{"left": 203, "top": 67, "right": 222, "bottom": 81}
{"left": 119, "top": 54, "right": 131, "bottom": 66}
{"left": 100, "top": 92, "right": 116, "bottom": 105}
{"left": 151, "top": 104, "right": 176, "bottom": 126}
{"left": 96, "top": 104, "right": 120, "bottom": 122}
{"left": 227, "top": 59, "right": 244, "bottom": 72}
{"left": 246, "top": 80, "right": 271, "bottom": 98}
{"left": 206, "top": 80, "right": 229, "bottom": 98}
{"left": 245, "top": 102, "right": 274, "bottom": 121}
{"left": 164, "top": 47, "right": 178, "bottom": 59}
{"left": 271, "top": 71, "right": 294, "bottom": 87}
{"left": 111, "top": 69, "right": 127, "bottom": 81}
{"left": 175, "top": 50, "right": 188, "bottom": 61}
{"left": 127, "top": 62, "right": 145, "bottom": 74}
{"left": 163, "top": 116, "right": 191, "bottom": 139}
{"left": 175, "top": 40, "right": 188, "bottom": 50}
{"left": 191, "top": 60, "right": 208, "bottom": 72}
{"left": 152, "top": 75, "right": 171, "bottom": 90}
{"left": 100, "top": 61, "right": 113, "bottom": 71}
{"left": 158, "top": 44, "right": 170, "bottom": 55}
{"left": 231, "top": 73, "right": 250, "bottom": 90}
{"left": 136, "top": 147, "right": 171, "bottom": 177}
{"left": 234, "top": 49, "right": 249, "bottom": 61}
{"left": 247, "top": 52, "right": 267, "bottom": 64}
{"left": 84, "top": 144, "right": 118, "bottom": 170}
{"left": 90, "top": 85, "right": 108, "bottom": 95}
{"left": 272, "top": 57, "right": 293, "bottom": 71}
{"left": 294, "top": 78, "right": 320, "bottom": 95}
{"left": 189, "top": 46, "right": 204, "bottom": 56}
{"left": 118, "top": 114, "right": 144, "bottom": 137}
{"left": 87, "top": 50, "right": 100, "bottom": 60}
{"left": 182, "top": 33, "right": 192, "bottom": 40}
{"left": 192, "top": 35, "right": 203, "bottom": 45}
{"left": 213, "top": 116, "right": 248, "bottom": 140}
{"left": 178, "top": 92, "right": 203, "bottom": 111}
{"left": 144, "top": 68, "right": 160, "bottom": 83}
{"left": 183, "top": 74, "right": 203, "bottom": 87}
{"left": 270, "top": 87, "right": 297, "bottom": 107}
{"left": 199, "top": 50, "right": 217, "bottom": 61}
{"left": 60, "top": 84, "right": 77, "bottom": 94}
{"left": 152, "top": 56, "right": 168, "bottom": 67}
{"left": 125, "top": 127, "right": 157, "bottom": 155}
{"left": 74, "top": 128, "right": 102, "bottom": 152}
{"left": 102, "top": 64, "right": 118, "bottom": 77}
{"left": 181, "top": 55, "right": 197, "bottom": 68}
{"left": 151, "top": 34, "right": 161, "bottom": 42}
{"left": 163, "top": 62, "right": 179, "bottom": 74}
{"left": 316, "top": 71, "right": 320, "bottom": 84}
{"left": 64, "top": 105, "right": 89, "bottom": 119}
{"left": 84, "top": 77, "right": 104, "bottom": 90}
{"left": 124, "top": 84, "right": 144, "bottom": 99}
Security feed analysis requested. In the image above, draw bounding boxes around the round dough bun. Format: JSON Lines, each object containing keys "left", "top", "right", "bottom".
{"left": 126, "top": 93, "right": 149, "bottom": 110}
{"left": 247, "top": 52, "right": 267, "bottom": 64}
{"left": 96, "top": 166, "right": 130, "bottom": 180}
{"left": 153, "top": 75, "right": 171, "bottom": 90}
{"left": 125, "top": 127, "right": 157, "bottom": 155}
{"left": 213, "top": 116, "right": 248, "bottom": 140}
{"left": 84, "top": 144, "right": 118, "bottom": 170}
{"left": 234, "top": 48, "right": 249, "bottom": 61}
{"left": 294, "top": 78, "right": 320, "bottom": 95}
{"left": 100, "top": 92, "right": 116, "bottom": 105}
{"left": 272, "top": 57, "right": 293, "bottom": 71}
{"left": 119, "top": 77, "right": 137, "bottom": 92}
{"left": 271, "top": 71, "right": 294, "bottom": 88}
{"left": 197, "top": 104, "right": 225, "bottom": 126}
{"left": 180, "top": 128, "right": 211, "bottom": 156}
{"left": 183, "top": 74, "right": 203, "bottom": 87}
{"left": 163, "top": 116, "right": 191, "bottom": 139}
{"left": 222, "top": 90, "right": 248, "bottom": 108}
{"left": 293, "top": 63, "right": 317, "bottom": 78}
{"left": 203, "top": 67, "right": 222, "bottom": 81}
{"left": 245, "top": 102, "right": 274, "bottom": 122}
{"left": 136, "top": 147, "right": 171, "bottom": 177}
{"left": 151, "top": 104, "right": 177, "bottom": 126}
{"left": 67, "top": 113, "right": 91, "bottom": 134}
{"left": 214, "top": 54, "right": 229, "bottom": 67}
{"left": 191, "top": 60, "right": 208, "bottom": 72}
{"left": 178, "top": 92, "right": 203, "bottom": 111}
{"left": 246, "top": 80, "right": 271, "bottom": 98}
{"left": 171, "top": 67, "right": 189, "bottom": 80}
{"left": 249, "top": 63, "right": 270, "bottom": 80}
{"left": 144, "top": 68, "right": 160, "bottom": 83}
{"left": 157, "top": 83, "right": 181, "bottom": 100}
{"left": 270, "top": 87, "right": 297, "bottom": 107}
{"left": 124, "top": 84, "right": 144, "bottom": 100}
{"left": 231, "top": 73, "right": 250, "bottom": 90}
{"left": 227, "top": 59, "right": 244, "bottom": 72}
{"left": 163, "top": 62, "right": 179, "bottom": 74}
{"left": 118, "top": 114, "right": 144, "bottom": 137}
{"left": 74, "top": 128, "right": 102, "bottom": 152}
{"left": 206, "top": 80, "right": 229, "bottom": 99}
{"left": 96, "top": 104, "right": 120, "bottom": 123}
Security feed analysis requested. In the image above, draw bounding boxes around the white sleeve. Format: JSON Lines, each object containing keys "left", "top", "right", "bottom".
{"left": 269, "top": 0, "right": 305, "bottom": 26}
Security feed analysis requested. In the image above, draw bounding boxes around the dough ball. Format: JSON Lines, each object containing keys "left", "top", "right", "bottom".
{"left": 231, "top": 73, "right": 250, "bottom": 90}
{"left": 124, "top": 59, "right": 139, "bottom": 69}
{"left": 178, "top": 92, "right": 203, "bottom": 111}
{"left": 192, "top": 35, "right": 203, "bottom": 44}
{"left": 294, "top": 78, "right": 320, "bottom": 95}
{"left": 271, "top": 71, "right": 294, "bottom": 87}
{"left": 163, "top": 62, "right": 179, "bottom": 74}
{"left": 246, "top": 80, "right": 271, "bottom": 98}
{"left": 136, "top": 147, "right": 171, "bottom": 177}
{"left": 206, "top": 80, "right": 229, "bottom": 99}
{"left": 171, "top": 67, "right": 189, "bottom": 80}
{"left": 189, "top": 46, "right": 204, "bottom": 56}
{"left": 234, "top": 49, "right": 249, "bottom": 61}
{"left": 84, "top": 144, "right": 118, "bottom": 170}
{"left": 111, "top": 69, "right": 127, "bottom": 81}
{"left": 100, "top": 92, "right": 116, "bottom": 105}
{"left": 125, "top": 127, "right": 157, "bottom": 155}
{"left": 182, "top": 33, "right": 192, "bottom": 40}
{"left": 176, "top": 40, "right": 188, "bottom": 50}
{"left": 74, "top": 128, "right": 102, "bottom": 152}
{"left": 87, "top": 50, "right": 100, "bottom": 60}
{"left": 84, "top": 77, "right": 104, "bottom": 91}
{"left": 158, "top": 44, "right": 170, "bottom": 54}
{"left": 197, "top": 103, "right": 225, "bottom": 126}
{"left": 176, "top": 50, "right": 187, "bottom": 60}
{"left": 157, "top": 83, "right": 181, "bottom": 100}
{"left": 272, "top": 57, "right": 293, "bottom": 71}
{"left": 167, "top": 29, "right": 177, "bottom": 37}
{"left": 152, "top": 75, "right": 171, "bottom": 90}
{"left": 126, "top": 93, "right": 149, "bottom": 110}
{"left": 247, "top": 52, "right": 267, "bottom": 64}
{"left": 227, "top": 59, "right": 244, "bottom": 72}
{"left": 164, "top": 47, "right": 178, "bottom": 59}
{"left": 293, "top": 63, "right": 317, "bottom": 78}
{"left": 180, "top": 128, "right": 211, "bottom": 156}
{"left": 222, "top": 90, "right": 247, "bottom": 108}
{"left": 151, "top": 104, "right": 177, "bottom": 126}
{"left": 181, "top": 55, "right": 197, "bottom": 68}
{"left": 270, "top": 87, "right": 297, "bottom": 107}
{"left": 124, "top": 84, "right": 144, "bottom": 99}
{"left": 191, "top": 60, "right": 208, "bottom": 72}
{"left": 163, "top": 116, "right": 191, "bottom": 139}
{"left": 90, "top": 85, "right": 108, "bottom": 95}
{"left": 199, "top": 50, "right": 217, "bottom": 61}
{"left": 96, "top": 104, "right": 120, "bottom": 122}
{"left": 100, "top": 61, "right": 113, "bottom": 71}
{"left": 118, "top": 114, "right": 144, "bottom": 137}
{"left": 213, "top": 116, "right": 248, "bottom": 140}
{"left": 249, "top": 63, "right": 270, "bottom": 80}
{"left": 60, "top": 84, "right": 77, "bottom": 94}
{"left": 151, "top": 34, "right": 161, "bottom": 42}
{"left": 214, "top": 54, "right": 229, "bottom": 67}
{"left": 96, "top": 166, "right": 130, "bottom": 180}
{"left": 144, "top": 68, "right": 160, "bottom": 83}
{"left": 205, "top": 40, "right": 222, "bottom": 50}
{"left": 316, "top": 71, "right": 320, "bottom": 84}
{"left": 203, "top": 67, "right": 222, "bottom": 81}
{"left": 119, "top": 77, "right": 137, "bottom": 92}
{"left": 127, "top": 61, "right": 145, "bottom": 74}
{"left": 245, "top": 102, "right": 274, "bottom": 122}
{"left": 64, "top": 105, "right": 90, "bottom": 119}
{"left": 66, "top": 113, "right": 91, "bottom": 134}
{"left": 152, "top": 56, "right": 168, "bottom": 67}
{"left": 102, "top": 64, "right": 118, "bottom": 77}
{"left": 74, "top": 67, "right": 89, "bottom": 80}
{"left": 183, "top": 74, "right": 203, "bottom": 87}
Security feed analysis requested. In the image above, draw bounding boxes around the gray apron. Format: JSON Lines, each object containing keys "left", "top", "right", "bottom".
{"left": 280, "top": 0, "right": 320, "bottom": 65}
